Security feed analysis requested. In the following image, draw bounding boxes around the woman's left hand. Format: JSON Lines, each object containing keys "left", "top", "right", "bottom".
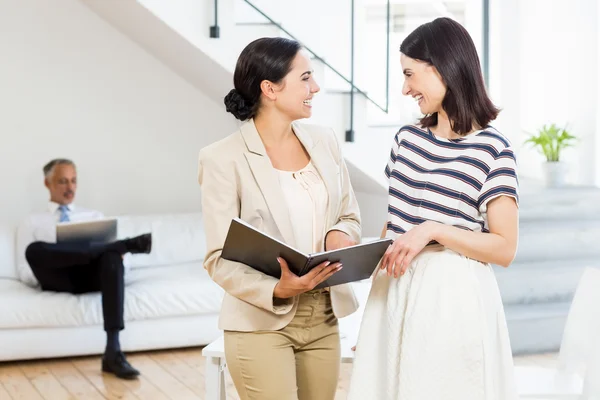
{"left": 381, "top": 221, "right": 439, "bottom": 278}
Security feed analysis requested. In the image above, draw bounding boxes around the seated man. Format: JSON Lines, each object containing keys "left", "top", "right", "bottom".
{"left": 16, "top": 158, "right": 151, "bottom": 380}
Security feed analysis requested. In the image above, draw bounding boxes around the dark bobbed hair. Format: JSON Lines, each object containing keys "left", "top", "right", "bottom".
{"left": 400, "top": 17, "right": 499, "bottom": 135}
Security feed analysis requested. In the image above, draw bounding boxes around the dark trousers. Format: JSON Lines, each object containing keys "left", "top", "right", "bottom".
{"left": 25, "top": 242, "right": 125, "bottom": 331}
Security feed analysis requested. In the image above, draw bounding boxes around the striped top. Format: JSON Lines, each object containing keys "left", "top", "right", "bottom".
{"left": 384, "top": 124, "right": 519, "bottom": 236}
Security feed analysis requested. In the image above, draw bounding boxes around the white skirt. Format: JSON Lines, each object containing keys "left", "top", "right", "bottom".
{"left": 347, "top": 246, "right": 518, "bottom": 400}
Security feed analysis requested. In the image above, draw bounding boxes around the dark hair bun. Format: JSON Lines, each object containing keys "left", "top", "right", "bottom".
{"left": 224, "top": 89, "right": 254, "bottom": 121}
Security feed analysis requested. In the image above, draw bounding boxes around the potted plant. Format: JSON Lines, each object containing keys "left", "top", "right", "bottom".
{"left": 524, "top": 124, "right": 577, "bottom": 187}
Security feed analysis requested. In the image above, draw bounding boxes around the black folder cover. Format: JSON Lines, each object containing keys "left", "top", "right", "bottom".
{"left": 221, "top": 218, "right": 392, "bottom": 288}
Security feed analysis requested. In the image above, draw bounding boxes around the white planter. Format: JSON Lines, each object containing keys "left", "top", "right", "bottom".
{"left": 543, "top": 161, "right": 568, "bottom": 187}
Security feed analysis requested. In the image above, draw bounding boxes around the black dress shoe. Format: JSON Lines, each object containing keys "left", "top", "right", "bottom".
{"left": 124, "top": 233, "right": 152, "bottom": 254}
{"left": 102, "top": 352, "right": 140, "bottom": 380}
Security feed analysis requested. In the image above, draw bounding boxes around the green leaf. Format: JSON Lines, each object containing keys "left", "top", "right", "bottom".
{"left": 523, "top": 123, "right": 577, "bottom": 162}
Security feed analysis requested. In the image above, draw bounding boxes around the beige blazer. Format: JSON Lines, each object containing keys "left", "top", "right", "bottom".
{"left": 197, "top": 119, "right": 361, "bottom": 332}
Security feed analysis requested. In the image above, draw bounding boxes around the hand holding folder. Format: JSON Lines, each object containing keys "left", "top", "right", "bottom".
{"left": 274, "top": 256, "right": 343, "bottom": 297}
{"left": 221, "top": 218, "right": 392, "bottom": 288}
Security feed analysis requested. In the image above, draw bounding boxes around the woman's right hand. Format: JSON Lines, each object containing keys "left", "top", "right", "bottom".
{"left": 273, "top": 257, "right": 343, "bottom": 298}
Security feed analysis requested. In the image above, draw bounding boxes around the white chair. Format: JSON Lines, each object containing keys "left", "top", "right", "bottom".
{"left": 515, "top": 365, "right": 582, "bottom": 399}
{"left": 556, "top": 267, "right": 600, "bottom": 398}
{"left": 517, "top": 267, "right": 600, "bottom": 399}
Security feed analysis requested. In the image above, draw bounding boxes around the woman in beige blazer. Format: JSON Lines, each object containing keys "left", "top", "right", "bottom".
{"left": 197, "top": 37, "right": 361, "bottom": 400}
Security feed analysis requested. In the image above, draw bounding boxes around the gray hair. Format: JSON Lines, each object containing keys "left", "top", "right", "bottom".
{"left": 43, "top": 158, "right": 76, "bottom": 178}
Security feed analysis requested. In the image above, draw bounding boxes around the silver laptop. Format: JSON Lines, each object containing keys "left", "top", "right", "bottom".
{"left": 56, "top": 218, "right": 118, "bottom": 244}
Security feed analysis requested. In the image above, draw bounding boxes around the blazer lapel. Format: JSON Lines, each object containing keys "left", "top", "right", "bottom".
{"left": 241, "top": 120, "right": 297, "bottom": 248}
{"left": 292, "top": 123, "right": 341, "bottom": 230}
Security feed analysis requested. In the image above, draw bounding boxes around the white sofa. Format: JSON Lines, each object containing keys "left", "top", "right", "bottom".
{"left": 0, "top": 212, "right": 224, "bottom": 362}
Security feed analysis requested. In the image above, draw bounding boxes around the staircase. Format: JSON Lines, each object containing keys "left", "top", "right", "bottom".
{"left": 496, "top": 182, "right": 600, "bottom": 354}
{"left": 81, "top": 0, "right": 379, "bottom": 202}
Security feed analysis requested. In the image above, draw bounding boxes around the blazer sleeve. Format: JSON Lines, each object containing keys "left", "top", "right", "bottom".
{"left": 325, "top": 128, "right": 362, "bottom": 243}
{"left": 197, "top": 148, "right": 294, "bottom": 314}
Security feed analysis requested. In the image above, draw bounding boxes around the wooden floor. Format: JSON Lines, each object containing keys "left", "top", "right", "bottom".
{"left": 0, "top": 348, "right": 558, "bottom": 400}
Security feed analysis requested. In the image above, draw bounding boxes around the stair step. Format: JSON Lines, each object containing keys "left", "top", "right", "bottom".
{"left": 514, "top": 218, "right": 600, "bottom": 262}
{"left": 506, "top": 301, "right": 572, "bottom": 321}
{"left": 505, "top": 302, "right": 571, "bottom": 354}
{"left": 520, "top": 208, "right": 600, "bottom": 222}
{"left": 494, "top": 260, "right": 598, "bottom": 306}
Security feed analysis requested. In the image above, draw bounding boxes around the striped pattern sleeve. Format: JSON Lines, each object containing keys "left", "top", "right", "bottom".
{"left": 384, "top": 132, "right": 400, "bottom": 179}
{"left": 478, "top": 145, "right": 519, "bottom": 213}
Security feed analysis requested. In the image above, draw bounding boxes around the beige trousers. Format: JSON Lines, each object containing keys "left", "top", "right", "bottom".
{"left": 224, "top": 289, "right": 340, "bottom": 400}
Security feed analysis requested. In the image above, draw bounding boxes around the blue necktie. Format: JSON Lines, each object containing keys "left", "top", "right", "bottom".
{"left": 58, "top": 205, "right": 70, "bottom": 222}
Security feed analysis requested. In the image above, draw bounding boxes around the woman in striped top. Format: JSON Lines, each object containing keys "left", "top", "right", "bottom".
{"left": 348, "top": 18, "right": 519, "bottom": 400}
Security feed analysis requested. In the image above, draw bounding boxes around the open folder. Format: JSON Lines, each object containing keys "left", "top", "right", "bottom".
{"left": 221, "top": 218, "right": 392, "bottom": 288}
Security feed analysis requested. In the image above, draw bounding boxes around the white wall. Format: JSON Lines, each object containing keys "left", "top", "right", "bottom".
{"left": 138, "top": 0, "right": 239, "bottom": 72}
{"left": 235, "top": 0, "right": 358, "bottom": 89}
{"left": 488, "top": 0, "right": 522, "bottom": 165}
{"left": 355, "top": 192, "right": 388, "bottom": 237}
{"left": 0, "top": 0, "right": 237, "bottom": 226}
{"left": 597, "top": 0, "right": 600, "bottom": 186}
{"left": 490, "top": 0, "right": 600, "bottom": 186}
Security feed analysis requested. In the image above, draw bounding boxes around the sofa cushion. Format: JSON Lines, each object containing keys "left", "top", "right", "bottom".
{"left": 116, "top": 213, "right": 207, "bottom": 269}
{"left": 0, "top": 262, "right": 223, "bottom": 329}
{"left": 0, "top": 225, "right": 16, "bottom": 280}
